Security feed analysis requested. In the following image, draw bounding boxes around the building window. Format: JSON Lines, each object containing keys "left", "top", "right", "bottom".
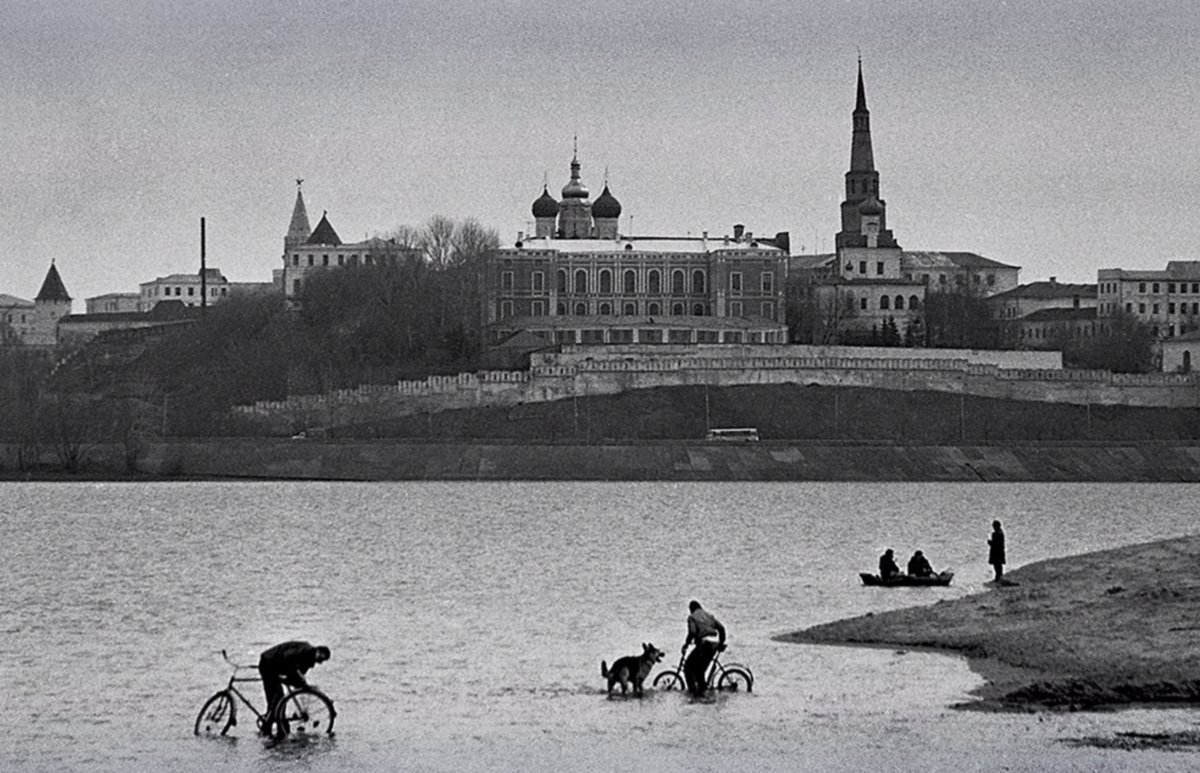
{"left": 624, "top": 270, "right": 636, "bottom": 293}
{"left": 730, "top": 272, "right": 742, "bottom": 293}
{"left": 987, "top": 274, "right": 996, "bottom": 286}
{"left": 575, "top": 302, "right": 587, "bottom": 315}
{"left": 761, "top": 273, "right": 773, "bottom": 293}
{"left": 692, "top": 303, "right": 705, "bottom": 316}
{"left": 308, "top": 255, "right": 314, "bottom": 266}
{"left": 1153, "top": 283, "right": 1160, "bottom": 293}
{"left": 292, "top": 255, "right": 300, "bottom": 266}
{"left": 500, "top": 301, "right": 513, "bottom": 318}
{"left": 575, "top": 270, "right": 588, "bottom": 294}
{"left": 611, "top": 329, "right": 633, "bottom": 343}
{"left": 1170, "top": 303, "right": 1176, "bottom": 314}
{"left": 1126, "top": 303, "right": 1133, "bottom": 313}
{"left": 501, "top": 271, "right": 514, "bottom": 291}
{"left": 895, "top": 295, "right": 905, "bottom": 310}
{"left": 859, "top": 261, "right": 867, "bottom": 274}
{"left": 876, "top": 261, "right": 884, "bottom": 276}
{"left": 939, "top": 274, "right": 947, "bottom": 285}
{"left": 599, "top": 303, "right": 612, "bottom": 315}
{"left": 860, "top": 297, "right": 868, "bottom": 310}
{"left": 730, "top": 301, "right": 743, "bottom": 316}
{"left": 531, "top": 300, "right": 545, "bottom": 316}
{"left": 187, "top": 287, "right": 194, "bottom": 296}
{"left": 557, "top": 270, "right": 567, "bottom": 293}
{"left": 599, "top": 270, "right": 613, "bottom": 294}
{"left": 909, "top": 295, "right": 920, "bottom": 310}
{"left": 556, "top": 303, "right": 566, "bottom": 316}
{"left": 648, "top": 270, "right": 661, "bottom": 294}
{"left": 672, "top": 270, "right": 685, "bottom": 294}
{"left": 623, "top": 302, "right": 636, "bottom": 315}
{"left": 761, "top": 302, "right": 774, "bottom": 319}
{"left": 648, "top": 303, "right": 661, "bottom": 315}
{"left": 293, "top": 279, "right": 302, "bottom": 294}
{"left": 1139, "top": 303, "right": 1146, "bottom": 314}
{"left": 669, "top": 329, "right": 692, "bottom": 344}
{"left": 1169, "top": 283, "right": 1177, "bottom": 293}
{"left": 692, "top": 270, "right": 706, "bottom": 294}
{"left": 672, "top": 303, "right": 684, "bottom": 315}
{"left": 532, "top": 271, "right": 544, "bottom": 292}
{"left": 1139, "top": 282, "right": 1146, "bottom": 293}
{"left": 880, "top": 295, "right": 890, "bottom": 310}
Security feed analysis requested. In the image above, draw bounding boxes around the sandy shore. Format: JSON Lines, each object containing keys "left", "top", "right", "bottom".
{"left": 777, "top": 535, "right": 1200, "bottom": 711}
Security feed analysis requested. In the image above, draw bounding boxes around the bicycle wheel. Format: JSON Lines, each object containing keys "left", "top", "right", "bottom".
{"left": 194, "top": 691, "right": 236, "bottom": 736}
{"left": 716, "top": 666, "right": 753, "bottom": 693}
{"left": 652, "top": 670, "right": 686, "bottom": 691}
{"left": 272, "top": 687, "right": 337, "bottom": 738}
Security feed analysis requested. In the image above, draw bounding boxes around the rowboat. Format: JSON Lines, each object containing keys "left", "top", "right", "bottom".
{"left": 859, "top": 570, "right": 954, "bottom": 587}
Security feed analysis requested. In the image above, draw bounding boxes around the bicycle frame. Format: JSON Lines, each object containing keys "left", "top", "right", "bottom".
{"left": 662, "top": 646, "right": 754, "bottom": 692}
{"left": 219, "top": 651, "right": 272, "bottom": 724}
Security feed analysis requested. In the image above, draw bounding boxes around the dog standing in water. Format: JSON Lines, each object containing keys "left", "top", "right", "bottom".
{"left": 601, "top": 643, "right": 665, "bottom": 696}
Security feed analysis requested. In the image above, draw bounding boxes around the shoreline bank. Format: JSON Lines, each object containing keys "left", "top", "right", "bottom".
{"left": 776, "top": 535, "right": 1200, "bottom": 711}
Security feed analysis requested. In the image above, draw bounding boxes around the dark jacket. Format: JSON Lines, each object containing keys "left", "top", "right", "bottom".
{"left": 907, "top": 553, "right": 934, "bottom": 577}
{"left": 989, "top": 529, "right": 1006, "bottom": 566}
{"left": 259, "top": 641, "right": 321, "bottom": 685}
{"left": 879, "top": 552, "right": 899, "bottom": 578}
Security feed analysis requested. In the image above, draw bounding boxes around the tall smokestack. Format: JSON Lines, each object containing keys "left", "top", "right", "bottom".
{"left": 200, "top": 216, "right": 207, "bottom": 314}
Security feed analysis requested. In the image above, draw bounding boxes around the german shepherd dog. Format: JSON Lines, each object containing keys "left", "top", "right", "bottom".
{"left": 601, "top": 642, "right": 665, "bottom": 696}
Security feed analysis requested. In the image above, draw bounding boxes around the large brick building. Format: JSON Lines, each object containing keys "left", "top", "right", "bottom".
{"left": 483, "top": 152, "right": 789, "bottom": 346}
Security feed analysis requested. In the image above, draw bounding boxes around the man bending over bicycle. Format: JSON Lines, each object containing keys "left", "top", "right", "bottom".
{"left": 259, "top": 640, "right": 330, "bottom": 729}
{"left": 682, "top": 600, "right": 725, "bottom": 697}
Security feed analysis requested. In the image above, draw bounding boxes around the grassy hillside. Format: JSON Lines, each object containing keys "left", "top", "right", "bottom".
{"left": 328, "top": 383, "right": 1200, "bottom": 444}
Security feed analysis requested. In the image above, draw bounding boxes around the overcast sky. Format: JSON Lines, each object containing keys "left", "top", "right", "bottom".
{"left": 5, "top": 0, "right": 1199, "bottom": 306}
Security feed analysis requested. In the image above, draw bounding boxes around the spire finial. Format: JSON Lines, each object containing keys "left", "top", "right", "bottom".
{"left": 604, "top": 166, "right": 609, "bottom": 185}
{"left": 573, "top": 134, "right": 578, "bottom": 159}
{"left": 296, "top": 178, "right": 304, "bottom": 189}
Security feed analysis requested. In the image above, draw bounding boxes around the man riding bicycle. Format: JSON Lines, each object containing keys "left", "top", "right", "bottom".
{"left": 681, "top": 600, "right": 726, "bottom": 697}
{"left": 258, "top": 640, "right": 330, "bottom": 730}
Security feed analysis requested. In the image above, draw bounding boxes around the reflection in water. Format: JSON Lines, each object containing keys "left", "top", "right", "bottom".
{"left": 3, "top": 481, "right": 1200, "bottom": 772}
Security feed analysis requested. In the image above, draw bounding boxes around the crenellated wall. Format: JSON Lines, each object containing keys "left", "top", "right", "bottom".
{"left": 232, "top": 345, "right": 1200, "bottom": 433}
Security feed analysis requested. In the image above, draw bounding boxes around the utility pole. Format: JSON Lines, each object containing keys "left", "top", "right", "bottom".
{"left": 200, "top": 217, "right": 207, "bottom": 316}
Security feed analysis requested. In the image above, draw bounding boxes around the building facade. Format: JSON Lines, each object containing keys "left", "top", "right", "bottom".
{"left": 280, "top": 182, "right": 418, "bottom": 301}
{"left": 1098, "top": 262, "right": 1200, "bottom": 340}
{"left": 484, "top": 154, "right": 789, "bottom": 346}
{"left": 86, "top": 293, "right": 141, "bottom": 314}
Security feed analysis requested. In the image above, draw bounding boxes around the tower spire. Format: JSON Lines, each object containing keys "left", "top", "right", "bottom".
{"left": 836, "top": 60, "right": 897, "bottom": 249}
{"left": 285, "top": 179, "right": 312, "bottom": 252}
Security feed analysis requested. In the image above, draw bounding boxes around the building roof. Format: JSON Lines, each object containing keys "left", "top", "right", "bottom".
{"left": 142, "top": 271, "right": 228, "bottom": 286}
{"left": 1021, "top": 307, "right": 1098, "bottom": 322}
{"left": 306, "top": 213, "right": 342, "bottom": 246}
{"left": 60, "top": 300, "right": 200, "bottom": 325}
{"left": 35, "top": 262, "right": 71, "bottom": 302}
{"left": 288, "top": 184, "right": 311, "bottom": 243}
{"left": 990, "top": 280, "right": 1096, "bottom": 301}
{"left": 0, "top": 293, "right": 33, "bottom": 307}
{"left": 508, "top": 235, "right": 784, "bottom": 255}
{"left": 591, "top": 184, "right": 622, "bottom": 219}
{"left": 901, "top": 251, "right": 1019, "bottom": 271}
{"left": 531, "top": 186, "right": 558, "bottom": 218}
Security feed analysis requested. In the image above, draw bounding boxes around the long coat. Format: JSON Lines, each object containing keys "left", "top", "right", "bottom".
{"left": 988, "top": 529, "right": 1006, "bottom": 566}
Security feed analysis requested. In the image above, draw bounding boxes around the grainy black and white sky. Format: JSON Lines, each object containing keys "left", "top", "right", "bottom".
{"left": 5, "top": 0, "right": 1198, "bottom": 305}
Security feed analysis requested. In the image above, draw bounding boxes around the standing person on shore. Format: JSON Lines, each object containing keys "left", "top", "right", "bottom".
{"left": 682, "top": 600, "right": 726, "bottom": 697}
{"left": 988, "top": 520, "right": 1006, "bottom": 581}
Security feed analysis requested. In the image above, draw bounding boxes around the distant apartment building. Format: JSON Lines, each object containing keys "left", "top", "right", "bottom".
{"left": 280, "top": 182, "right": 419, "bottom": 302}
{"left": 987, "top": 278, "right": 1098, "bottom": 349}
{"left": 483, "top": 151, "right": 789, "bottom": 346}
{"left": 1098, "top": 262, "right": 1200, "bottom": 339}
{"left": 139, "top": 268, "right": 231, "bottom": 311}
{"left": 86, "top": 292, "right": 141, "bottom": 314}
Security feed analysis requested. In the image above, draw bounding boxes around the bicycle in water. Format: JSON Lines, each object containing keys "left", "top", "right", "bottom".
{"left": 653, "top": 647, "right": 754, "bottom": 694}
{"left": 194, "top": 650, "right": 336, "bottom": 739}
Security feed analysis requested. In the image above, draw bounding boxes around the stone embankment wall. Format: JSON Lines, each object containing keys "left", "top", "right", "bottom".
{"left": 232, "top": 345, "right": 1200, "bottom": 433}
{"left": 9, "top": 439, "right": 1198, "bottom": 482}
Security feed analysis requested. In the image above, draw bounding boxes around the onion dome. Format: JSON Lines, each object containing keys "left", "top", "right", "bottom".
{"left": 561, "top": 155, "right": 589, "bottom": 199}
{"left": 532, "top": 186, "right": 558, "bottom": 218}
{"left": 592, "top": 184, "right": 622, "bottom": 219}
{"left": 857, "top": 194, "right": 883, "bottom": 216}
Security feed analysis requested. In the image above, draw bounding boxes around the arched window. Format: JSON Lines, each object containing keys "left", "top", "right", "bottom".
{"left": 895, "top": 295, "right": 905, "bottom": 310}
{"left": 599, "top": 303, "right": 612, "bottom": 315}
{"left": 692, "top": 303, "right": 705, "bottom": 316}
{"left": 599, "top": 270, "right": 613, "bottom": 294}
{"left": 575, "top": 302, "right": 587, "bottom": 315}
{"left": 672, "top": 303, "right": 684, "bottom": 315}
{"left": 557, "top": 270, "right": 567, "bottom": 293}
{"left": 880, "top": 295, "right": 890, "bottom": 310}
{"left": 624, "top": 270, "right": 637, "bottom": 293}
{"left": 672, "top": 270, "right": 685, "bottom": 294}
{"left": 909, "top": 295, "right": 921, "bottom": 310}
{"left": 556, "top": 303, "right": 566, "bottom": 316}
{"left": 692, "top": 270, "right": 706, "bottom": 294}
{"left": 574, "top": 270, "right": 588, "bottom": 294}
{"left": 648, "top": 302, "right": 661, "bottom": 315}
{"left": 623, "top": 302, "right": 636, "bottom": 315}
{"left": 648, "top": 270, "right": 661, "bottom": 294}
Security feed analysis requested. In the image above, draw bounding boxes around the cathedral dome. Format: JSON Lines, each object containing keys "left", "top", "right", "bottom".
{"left": 561, "top": 177, "right": 589, "bottom": 199}
{"left": 591, "top": 185, "right": 621, "bottom": 219}
{"left": 857, "top": 195, "right": 883, "bottom": 216}
{"left": 532, "top": 186, "right": 558, "bottom": 218}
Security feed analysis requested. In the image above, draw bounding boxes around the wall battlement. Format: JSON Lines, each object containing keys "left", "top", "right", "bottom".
{"left": 233, "top": 346, "right": 1200, "bottom": 433}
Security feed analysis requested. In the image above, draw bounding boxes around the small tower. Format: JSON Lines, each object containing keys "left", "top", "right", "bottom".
{"left": 836, "top": 61, "right": 897, "bottom": 250}
{"left": 557, "top": 142, "right": 593, "bottom": 239}
{"left": 285, "top": 179, "right": 312, "bottom": 254}
{"left": 31, "top": 260, "right": 72, "bottom": 346}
